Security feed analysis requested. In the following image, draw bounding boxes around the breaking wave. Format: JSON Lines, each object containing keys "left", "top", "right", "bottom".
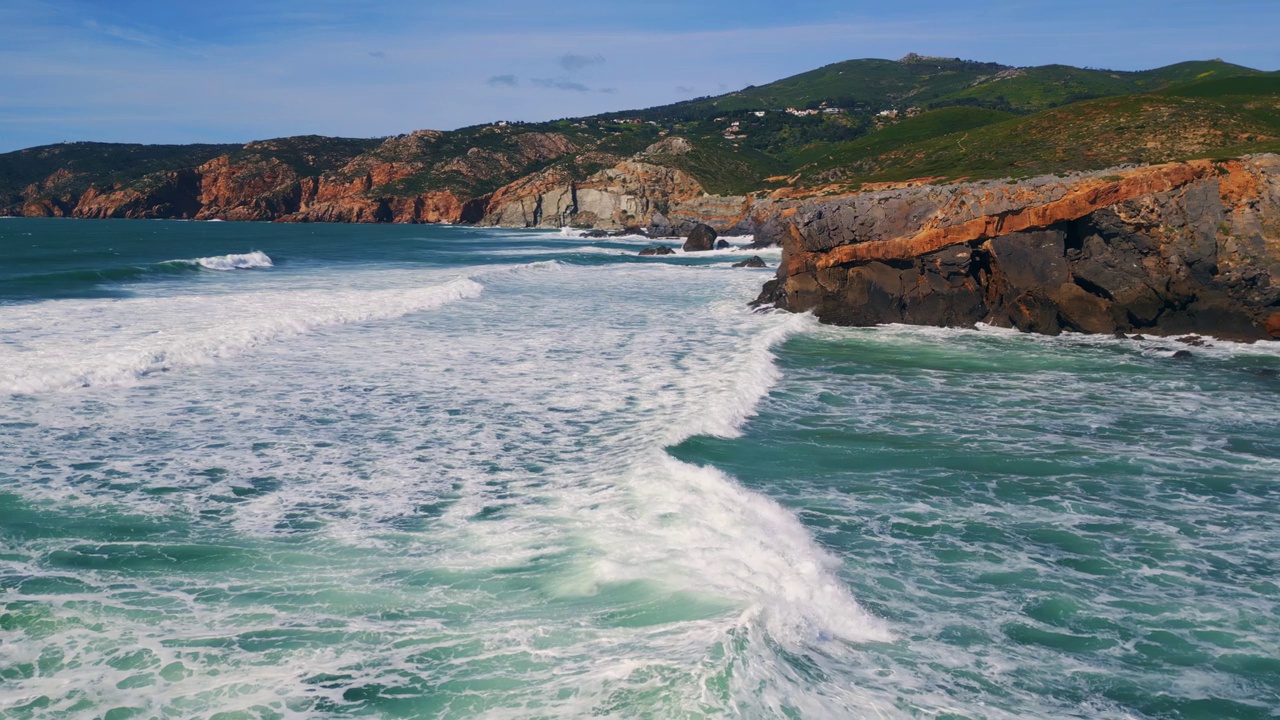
{"left": 171, "top": 250, "right": 274, "bottom": 271}
{"left": 0, "top": 276, "right": 483, "bottom": 394}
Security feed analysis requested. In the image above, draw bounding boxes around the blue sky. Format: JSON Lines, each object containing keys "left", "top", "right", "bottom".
{"left": 2, "top": 0, "right": 1278, "bottom": 152}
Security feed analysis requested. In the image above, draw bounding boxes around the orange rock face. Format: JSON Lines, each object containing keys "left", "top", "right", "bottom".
{"left": 758, "top": 155, "right": 1280, "bottom": 341}
{"left": 193, "top": 157, "right": 303, "bottom": 221}
{"left": 784, "top": 162, "right": 1214, "bottom": 277}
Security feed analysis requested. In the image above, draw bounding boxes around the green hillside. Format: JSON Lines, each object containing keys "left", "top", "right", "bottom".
{"left": 1163, "top": 74, "right": 1280, "bottom": 98}
{"left": 672, "top": 56, "right": 1009, "bottom": 114}
{"left": 615, "top": 57, "right": 1261, "bottom": 120}
{"left": 798, "top": 93, "right": 1280, "bottom": 188}
{"left": 933, "top": 60, "right": 1262, "bottom": 114}
{"left": 789, "top": 107, "right": 1016, "bottom": 172}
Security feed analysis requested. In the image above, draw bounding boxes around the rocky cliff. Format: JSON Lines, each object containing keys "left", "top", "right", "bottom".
{"left": 3, "top": 130, "right": 575, "bottom": 225}
{"left": 476, "top": 138, "right": 749, "bottom": 233}
{"left": 752, "top": 156, "right": 1280, "bottom": 341}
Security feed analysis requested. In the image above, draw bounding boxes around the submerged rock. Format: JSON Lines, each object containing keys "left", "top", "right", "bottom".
{"left": 638, "top": 246, "right": 675, "bottom": 256}
{"left": 733, "top": 256, "right": 768, "bottom": 268}
{"left": 683, "top": 223, "right": 718, "bottom": 252}
{"left": 715, "top": 239, "right": 732, "bottom": 250}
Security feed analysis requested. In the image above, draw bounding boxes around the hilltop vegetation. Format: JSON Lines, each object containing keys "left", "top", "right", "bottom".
{"left": 799, "top": 93, "right": 1280, "bottom": 187}
{"left": 2, "top": 54, "right": 1277, "bottom": 220}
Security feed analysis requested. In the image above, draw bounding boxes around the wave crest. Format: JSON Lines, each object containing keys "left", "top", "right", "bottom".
{"left": 169, "top": 251, "right": 274, "bottom": 271}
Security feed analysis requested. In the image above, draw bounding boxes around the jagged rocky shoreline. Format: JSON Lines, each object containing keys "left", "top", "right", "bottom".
{"left": 474, "top": 149, "right": 1280, "bottom": 344}
{"left": 537, "top": 152, "right": 1280, "bottom": 342}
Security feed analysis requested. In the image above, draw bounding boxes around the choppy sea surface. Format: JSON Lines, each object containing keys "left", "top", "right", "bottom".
{"left": 1, "top": 218, "right": 1277, "bottom": 719}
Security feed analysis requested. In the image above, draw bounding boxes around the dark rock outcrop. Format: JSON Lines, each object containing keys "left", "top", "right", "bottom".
{"left": 733, "top": 256, "right": 768, "bottom": 268}
{"left": 754, "top": 157, "right": 1280, "bottom": 341}
{"left": 639, "top": 246, "right": 676, "bottom": 256}
{"left": 684, "top": 223, "right": 719, "bottom": 252}
{"left": 647, "top": 212, "right": 675, "bottom": 237}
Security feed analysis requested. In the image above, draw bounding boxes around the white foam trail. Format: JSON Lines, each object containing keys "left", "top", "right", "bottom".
{"left": 481, "top": 244, "right": 783, "bottom": 259}
{"left": 556, "top": 227, "right": 656, "bottom": 245}
{"left": 481, "top": 246, "right": 636, "bottom": 257}
{"left": 170, "top": 250, "right": 274, "bottom": 270}
{"left": 467, "top": 259, "right": 564, "bottom": 278}
{"left": 581, "top": 307, "right": 893, "bottom": 645}
{"left": 0, "top": 276, "right": 482, "bottom": 394}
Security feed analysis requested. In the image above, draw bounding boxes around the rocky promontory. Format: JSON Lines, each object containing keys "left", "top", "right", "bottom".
{"left": 751, "top": 156, "right": 1280, "bottom": 341}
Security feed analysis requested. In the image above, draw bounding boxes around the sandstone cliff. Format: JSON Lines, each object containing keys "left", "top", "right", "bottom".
{"left": 752, "top": 156, "right": 1280, "bottom": 341}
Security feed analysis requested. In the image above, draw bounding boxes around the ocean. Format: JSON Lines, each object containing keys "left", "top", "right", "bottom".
{"left": 1, "top": 218, "right": 1277, "bottom": 719}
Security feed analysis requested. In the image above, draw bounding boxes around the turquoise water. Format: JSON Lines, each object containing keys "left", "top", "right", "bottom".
{"left": 1, "top": 218, "right": 1277, "bottom": 718}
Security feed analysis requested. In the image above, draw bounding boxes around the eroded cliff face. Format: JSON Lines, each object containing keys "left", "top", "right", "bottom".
{"left": 478, "top": 158, "right": 710, "bottom": 232}
{"left": 476, "top": 137, "right": 759, "bottom": 234}
{"left": 754, "top": 156, "right": 1280, "bottom": 341}
{"left": 11, "top": 154, "right": 472, "bottom": 225}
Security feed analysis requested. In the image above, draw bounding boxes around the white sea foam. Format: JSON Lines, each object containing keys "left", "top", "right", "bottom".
{"left": 480, "top": 245, "right": 638, "bottom": 257}
{"left": 557, "top": 226, "right": 766, "bottom": 247}
{"left": 478, "top": 243, "right": 783, "bottom": 259}
{"left": 7, "top": 225, "right": 1280, "bottom": 718}
{"left": 0, "top": 257, "right": 892, "bottom": 718}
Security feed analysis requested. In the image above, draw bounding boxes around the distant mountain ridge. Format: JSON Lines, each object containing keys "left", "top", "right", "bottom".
{"left": 2, "top": 56, "right": 1277, "bottom": 227}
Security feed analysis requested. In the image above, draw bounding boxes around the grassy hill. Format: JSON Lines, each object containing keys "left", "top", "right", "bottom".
{"left": 612, "top": 57, "right": 1261, "bottom": 120}
{"left": 1163, "top": 74, "right": 1280, "bottom": 98}
{"left": 797, "top": 93, "right": 1280, "bottom": 188}
{"left": 788, "top": 107, "right": 1016, "bottom": 173}
{"left": 667, "top": 56, "right": 1010, "bottom": 114}
{"left": 934, "top": 60, "right": 1263, "bottom": 113}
